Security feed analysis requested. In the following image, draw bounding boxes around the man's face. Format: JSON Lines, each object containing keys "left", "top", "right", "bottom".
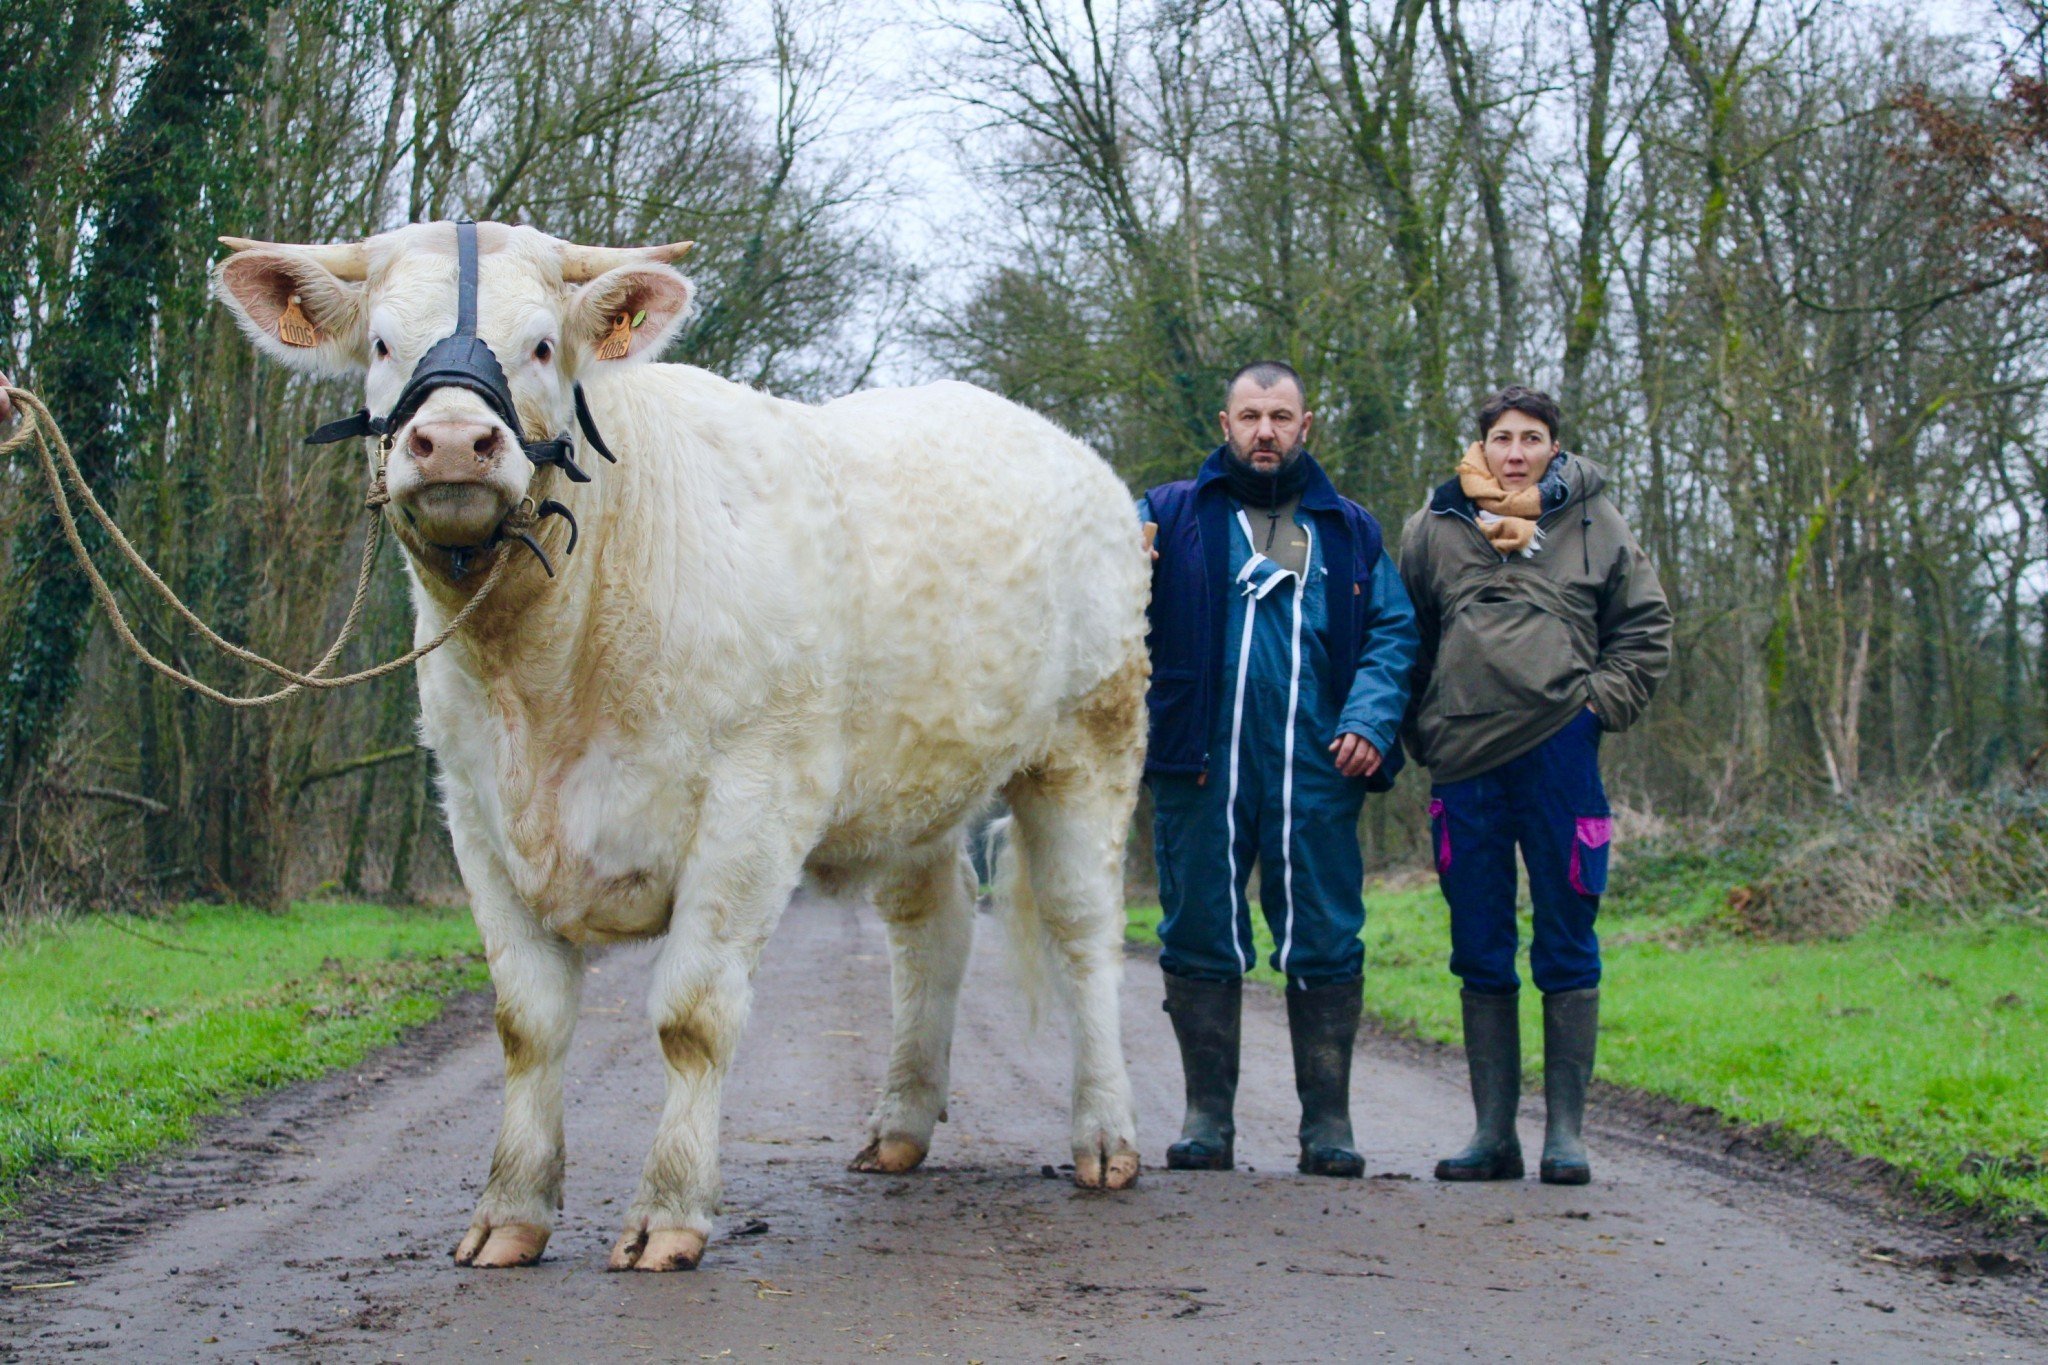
{"left": 1219, "top": 378, "right": 1312, "bottom": 471}
{"left": 1481, "top": 408, "right": 1559, "bottom": 491}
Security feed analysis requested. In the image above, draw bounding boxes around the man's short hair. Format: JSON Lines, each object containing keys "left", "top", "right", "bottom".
{"left": 1224, "top": 360, "right": 1306, "bottom": 409}
{"left": 1477, "top": 385, "right": 1562, "bottom": 442}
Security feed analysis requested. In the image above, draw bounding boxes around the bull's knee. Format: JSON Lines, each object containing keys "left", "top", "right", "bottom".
{"left": 495, "top": 1004, "right": 544, "bottom": 1078}
{"left": 658, "top": 1014, "right": 719, "bottom": 1079}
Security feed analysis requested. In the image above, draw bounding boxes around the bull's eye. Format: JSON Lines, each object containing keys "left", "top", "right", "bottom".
{"left": 533, "top": 339, "right": 553, "bottom": 363}
{"left": 372, "top": 337, "right": 389, "bottom": 360}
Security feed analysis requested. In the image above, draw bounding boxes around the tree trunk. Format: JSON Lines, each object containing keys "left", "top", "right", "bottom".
{"left": 387, "top": 749, "right": 430, "bottom": 905}
{"left": 0, "top": 0, "right": 279, "bottom": 795}
{"left": 1559, "top": 0, "right": 1623, "bottom": 434}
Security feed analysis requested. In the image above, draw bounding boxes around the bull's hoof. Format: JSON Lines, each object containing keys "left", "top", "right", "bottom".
{"left": 453, "top": 1221, "right": 550, "bottom": 1268}
{"left": 848, "top": 1137, "right": 927, "bottom": 1174}
{"left": 1074, "top": 1141, "right": 1141, "bottom": 1191}
{"left": 607, "top": 1224, "right": 706, "bottom": 1273}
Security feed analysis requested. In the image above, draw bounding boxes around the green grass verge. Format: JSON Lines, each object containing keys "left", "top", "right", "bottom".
{"left": 1127, "top": 862, "right": 2048, "bottom": 1226}
{"left": 0, "top": 901, "right": 485, "bottom": 1211}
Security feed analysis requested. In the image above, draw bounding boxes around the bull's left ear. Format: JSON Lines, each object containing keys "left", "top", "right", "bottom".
{"left": 569, "top": 265, "right": 694, "bottom": 366}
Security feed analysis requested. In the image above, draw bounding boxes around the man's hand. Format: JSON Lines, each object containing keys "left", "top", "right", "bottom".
{"left": 1329, "top": 731, "right": 1382, "bottom": 778}
{"left": 0, "top": 371, "right": 13, "bottom": 427}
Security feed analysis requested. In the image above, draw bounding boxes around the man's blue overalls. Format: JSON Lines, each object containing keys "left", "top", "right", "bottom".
{"left": 1139, "top": 447, "right": 1416, "bottom": 1175}
{"left": 1145, "top": 508, "right": 1417, "bottom": 984}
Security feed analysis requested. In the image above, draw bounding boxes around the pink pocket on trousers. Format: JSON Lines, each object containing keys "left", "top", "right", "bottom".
{"left": 1569, "top": 817, "right": 1612, "bottom": 896}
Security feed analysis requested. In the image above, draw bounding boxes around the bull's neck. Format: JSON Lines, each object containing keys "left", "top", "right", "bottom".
{"left": 396, "top": 514, "right": 577, "bottom": 660}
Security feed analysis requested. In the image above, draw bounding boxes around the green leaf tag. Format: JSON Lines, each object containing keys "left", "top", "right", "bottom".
{"left": 631, "top": 309, "right": 647, "bottom": 328}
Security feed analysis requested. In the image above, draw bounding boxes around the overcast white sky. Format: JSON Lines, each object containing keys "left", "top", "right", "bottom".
{"left": 729, "top": 0, "right": 2015, "bottom": 387}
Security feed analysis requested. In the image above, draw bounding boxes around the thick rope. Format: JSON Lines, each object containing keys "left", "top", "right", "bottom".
{"left": 0, "top": 386, "right": 517, "bottom": 708}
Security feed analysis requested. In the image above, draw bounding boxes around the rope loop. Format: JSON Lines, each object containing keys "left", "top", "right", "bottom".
{"left": 0, "top": 386, "right": 516, "bottom": 709}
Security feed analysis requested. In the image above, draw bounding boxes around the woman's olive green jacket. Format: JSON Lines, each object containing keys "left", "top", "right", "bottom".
{"left": 1397, "top": 453, "right": 1672, "bottom": 784}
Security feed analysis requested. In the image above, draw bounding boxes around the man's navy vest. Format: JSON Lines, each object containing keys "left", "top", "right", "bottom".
{"left": 1144, "top": 447, "right": 1386, "bottom": 780}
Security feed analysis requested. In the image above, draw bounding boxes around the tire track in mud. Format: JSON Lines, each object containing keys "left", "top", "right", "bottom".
{"left": 4, "top": 892, "right": 2043, "bottom": 1363}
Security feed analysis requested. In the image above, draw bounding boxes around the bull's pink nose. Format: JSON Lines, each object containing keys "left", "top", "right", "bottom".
{"left": 407, "top": 420, "right": 502, "bottom": 479}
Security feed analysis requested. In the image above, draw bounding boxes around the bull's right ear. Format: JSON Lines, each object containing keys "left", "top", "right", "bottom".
{"left": 212, "top": 247, "right": 367, "bottom": 375}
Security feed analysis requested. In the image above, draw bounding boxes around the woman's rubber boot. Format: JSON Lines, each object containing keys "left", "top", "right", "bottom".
{"left": 1434, "top": 989, "right": 1525, "bottom": 1181}
{"left": 1162, "top": 972, "right": 1240, "bottom": 1171}
{"left": 1540, "top": 987, "right": 1599, "bottom": 1185}
{"left": 1287, "top": 977, "right": 1366, "bottom": 1178}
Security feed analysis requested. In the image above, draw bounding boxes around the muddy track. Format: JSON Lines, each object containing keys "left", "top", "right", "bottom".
{"left": 1353, "top": 1013, "right": 2048, "bottom": 1273}
{"left": 4, "top": 894, "right": 2043, "bottom": 1363}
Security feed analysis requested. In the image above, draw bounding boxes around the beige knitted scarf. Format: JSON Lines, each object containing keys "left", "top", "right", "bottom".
{"left": 1456, "top": 443, "right": 1543, "bottom": 554}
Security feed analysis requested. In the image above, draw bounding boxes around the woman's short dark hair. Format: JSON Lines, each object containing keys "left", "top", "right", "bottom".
{"left": 1477, "top": 385, "right": 1562, "bottom": 442}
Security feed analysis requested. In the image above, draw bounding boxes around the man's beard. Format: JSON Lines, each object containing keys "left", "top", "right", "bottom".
{"left": 1228, "top": 434, "right": 1306, "bottom": 471}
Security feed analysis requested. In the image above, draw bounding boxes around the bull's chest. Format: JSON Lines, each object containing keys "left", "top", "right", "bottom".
{"left": 479, "top": 709, "right": 698, "bottom": 942}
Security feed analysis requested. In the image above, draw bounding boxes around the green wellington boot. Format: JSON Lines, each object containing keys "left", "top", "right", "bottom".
{"left": 1163, "top": 972, "right": 1241, "bottom": 1170}
{"left": 1540, "top": 987, "right": 1600, "bottom": 1185}
{"left": 1287, "top": 977, "right": 1366, "bottom": 1178}
{"left": 1434, "top": 989, "right": 1525, "bottom": 1181}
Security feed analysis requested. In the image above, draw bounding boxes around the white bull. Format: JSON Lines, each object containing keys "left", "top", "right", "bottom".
{"left": 214, "top": 220, "right": 1148, "bottom": 1271}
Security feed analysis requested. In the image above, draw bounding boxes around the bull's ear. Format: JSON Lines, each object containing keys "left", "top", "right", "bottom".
{"left": 568, "top": 265, "right": 693, "bottom": 367}
{"left": 212, "top": 247, "right": 367, "bottom": 374}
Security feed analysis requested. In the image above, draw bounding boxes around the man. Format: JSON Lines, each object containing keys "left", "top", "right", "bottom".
{"left": 1138, "top": 360, "right": 1418, "bottom": 1178}
{"left": 1399, "top": 385, "right": 1671, "bottom": 1185}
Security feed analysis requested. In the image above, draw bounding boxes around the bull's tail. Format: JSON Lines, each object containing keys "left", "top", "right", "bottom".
{"left": 987, "top": 815, "right": 1060, "bottom": 1029}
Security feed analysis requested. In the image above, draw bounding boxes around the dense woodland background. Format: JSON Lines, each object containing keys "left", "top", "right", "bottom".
{"left": 1, "top": 0, "right": 2044, "bottom": 919}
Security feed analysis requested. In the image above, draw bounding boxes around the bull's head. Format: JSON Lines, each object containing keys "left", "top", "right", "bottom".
{"left": 212, "top": 220, "right": 693, "bottom": 571}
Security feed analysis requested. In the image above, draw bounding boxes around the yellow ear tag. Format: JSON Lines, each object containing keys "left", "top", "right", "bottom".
{"left": 595, "top": 311, "right": 632, "bottom": 361}
{"left": 277, "top": 293, "right": 316, "bottom": 348}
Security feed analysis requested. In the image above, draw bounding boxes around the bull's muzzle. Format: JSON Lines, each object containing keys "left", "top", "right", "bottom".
{"left": 394, "top": 417, "right": 520, "bottom": 548}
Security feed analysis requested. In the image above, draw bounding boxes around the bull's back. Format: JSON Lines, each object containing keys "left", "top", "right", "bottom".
{"left": 813, "top": 382, "right": 1146, "bottom": 824}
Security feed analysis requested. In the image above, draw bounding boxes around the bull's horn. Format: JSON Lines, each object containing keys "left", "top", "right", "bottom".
{"left": 557, "top": 241, "right": 695, "bottom": 282}
{"left": 216, "top": 236, "right": 370, "bottom": 281}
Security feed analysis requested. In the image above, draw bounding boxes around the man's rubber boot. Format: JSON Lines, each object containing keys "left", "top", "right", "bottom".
{"left": 1162, "top": 972, "right": 1240, "bottom": 1171}
{"left": 1287, "top": 977, "right": 1366, "bottom": 1178}
{"left": 1434, "top": 989, "right": 1525, "bottom": 1181}
{"left": 1540, "top": 987, "right": 1599, "bottom": 1185}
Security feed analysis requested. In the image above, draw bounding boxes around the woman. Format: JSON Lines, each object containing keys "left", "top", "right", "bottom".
{"left": 1398, "top": 386, "right": 1672, "bottom": 1185}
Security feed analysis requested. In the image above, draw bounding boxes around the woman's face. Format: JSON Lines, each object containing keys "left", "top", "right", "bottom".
{"left": 1483, "top": 409, "right": 1559, "bottom": 490}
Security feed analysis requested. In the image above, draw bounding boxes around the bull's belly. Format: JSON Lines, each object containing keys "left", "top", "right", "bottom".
{"left": 804, "top": 741, "right": 1018, "bottom": 885}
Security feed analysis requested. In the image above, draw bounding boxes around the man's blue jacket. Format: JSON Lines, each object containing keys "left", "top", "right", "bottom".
{"left": 1139, "top": 447, "right": 1415, "bottom": 787}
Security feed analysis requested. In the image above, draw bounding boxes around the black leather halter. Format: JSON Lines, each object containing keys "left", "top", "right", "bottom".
{"left": 307, "top": 219, "right": 615, "bottom": 477}
{"left": 305, "top": 219, "right": 611, "bottom": 575}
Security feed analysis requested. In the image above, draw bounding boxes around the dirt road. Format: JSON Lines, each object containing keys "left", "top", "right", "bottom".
{"left": 5, "top": 893, "right": 2043, "bottom": 1363}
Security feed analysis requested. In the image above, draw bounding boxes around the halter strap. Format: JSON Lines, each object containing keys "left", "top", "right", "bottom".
{"left": 454, "top": 218, "right": 479, "bottom": 337}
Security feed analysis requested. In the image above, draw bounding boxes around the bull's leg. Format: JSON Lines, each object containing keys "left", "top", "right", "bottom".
{"left": 609, "top": 824, "right": 804, "bottom": 1273}
{"left": 1003, "top": 662, "right": 1148, "bottom": 1191}
{"left": 850, "top": 835, "right": 976, "bottom": 1174}
{"left": 454, "top": 852, "right": 584, "bottom": 1269}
